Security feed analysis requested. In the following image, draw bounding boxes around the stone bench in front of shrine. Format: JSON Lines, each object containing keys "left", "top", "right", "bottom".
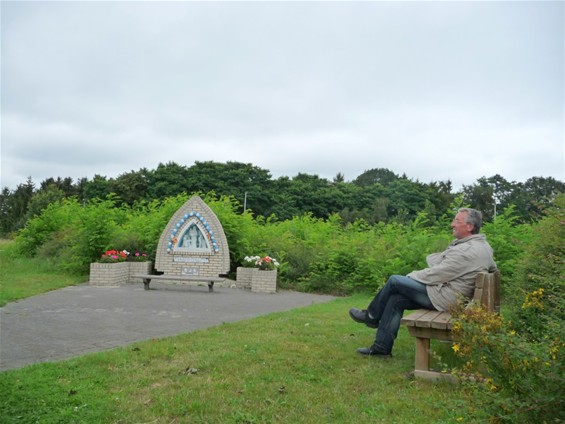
{"left": 132, "top": 273, "right": 225, "bottom": 292}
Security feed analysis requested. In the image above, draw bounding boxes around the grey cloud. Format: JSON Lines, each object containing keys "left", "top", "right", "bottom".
{"left": 1, "top": 1, "right": 563, "bottom": 191}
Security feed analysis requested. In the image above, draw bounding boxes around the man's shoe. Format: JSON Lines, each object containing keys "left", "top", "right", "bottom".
{"left": 356, "top": 347, "right": 392, "bottom": 358}
{"left": 349, "top": 308, "right": 378, "bottom": 328}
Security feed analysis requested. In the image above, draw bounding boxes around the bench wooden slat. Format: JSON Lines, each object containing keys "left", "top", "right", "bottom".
{"left": 400, "top": 309, "right": 427, "bottom": 327}
{"left": 430, "top": 312, "right": 452, "bottom": 330}
{"left": 401, "top": 309, "right": 434, "bottom": 326}
{"left": 402, "top": 310, "right": 452, "bottom": 331}
{"left": 473, "top": 272, "right": 484, "bottom": 303}
{"left": 414, "top": 310, "right": 445, "bottom": 328}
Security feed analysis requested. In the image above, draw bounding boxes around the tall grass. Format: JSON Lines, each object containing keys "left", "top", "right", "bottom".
{"left": 0, "top": 240, "right": 87, "bottom": 307}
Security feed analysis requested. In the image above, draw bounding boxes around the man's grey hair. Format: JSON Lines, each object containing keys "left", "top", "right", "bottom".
{"left": 458, "top": 208, "right": 483, "bottom": 234}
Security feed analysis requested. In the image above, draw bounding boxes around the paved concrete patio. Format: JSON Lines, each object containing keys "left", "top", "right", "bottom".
{"left": 0, "top": 282, "right": 336, "bottom": 371}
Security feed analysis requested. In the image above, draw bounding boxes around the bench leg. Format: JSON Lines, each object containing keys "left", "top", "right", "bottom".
{"left": 414, "top": 336, "right": 430, "bottom": 373}
{"left": 208, "top": 282, "right": 214, "bottom": 292}
{"left": 412, "top": 337, "right": 457, "bottom": 382}
{"left": 143, "top": 278, "right": 151, "bottom": 290}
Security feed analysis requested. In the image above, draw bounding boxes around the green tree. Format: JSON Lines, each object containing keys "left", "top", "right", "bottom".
{"left": 333, "top": 172, "right": 345, "bottom": 183}
{"left": 352, "top": 167, "right": 399, "bottom": 187}
{"left": 39, "top": 177, "right": 77, "bottom": 197}
{"left": 185, "top": 161, "right": 274, "bottom": 216}
{"left": 385, "top": 179, "right": 430, "bottom": 222}
{"left": 486, "top": 174, "right": 514, "bottom": 215}
{"left": 83, "top": 175, "right": 113, "bottom": 201}
{"left": 280, "top": 173, "right": 343, "bottom": 219}
{"left": 4, "top": 177, "right": 36, "bottom": 232}
{"left": 268, "top": 178, "right": 300, "bottom": 220}
{"left": 463, "top": 175, "right": 564, "bottom": 223}
{"left": 25, "top": 185, "right": 66, "bottom": 220}
{"left": 425, "top": 180, "right": 454, "bottom": 220}
{"left": 0, "top": 187, "right": 14, "bottom": 235}
{"left": 111, "top": 169, "right": 151, "bottom": 205}
{"left": 461, "top": 177, "right": 496, "bottom": 221}
{"left": 147, "top": 162, "right": 191, "bottom": 200}
{"left": 508, "top": 176, "right": 565, "bottom": 222}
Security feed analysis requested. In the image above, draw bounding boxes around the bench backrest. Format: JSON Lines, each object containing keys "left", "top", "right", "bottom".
{"left": 472, "top": 270, "right": 501, "bottom": 313}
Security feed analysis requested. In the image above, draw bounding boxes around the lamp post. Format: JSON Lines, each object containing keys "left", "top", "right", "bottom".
{"left": 243, "top": 192, "right": 248, "bottom": 213}
{"left": 491, "top": 184, "right": 498, "bottom": 219}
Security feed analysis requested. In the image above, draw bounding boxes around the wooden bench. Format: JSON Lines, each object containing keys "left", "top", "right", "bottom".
{"left": 400, "top": 271, "right": 500, "bottom": 381}
{"left": 132, "top": 274, "right": 225, "bottom": 292}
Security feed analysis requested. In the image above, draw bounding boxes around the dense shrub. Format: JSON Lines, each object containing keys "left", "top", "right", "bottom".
{"left": 205, "top": 193, "right": 258, "bottom": 275}
{"left": 481, "top": 205, "right": 533, "bottom": 289}
{"left": 507, "top": 194, "right": 564, "bottom": 342}
{"left": 13, "top": 198, "right": 81, "bottom": 257}
{"left": 245, "top": 213, "right": 341, "bottom": 288}
{"left": 10, "top": 190, "right": 536, "bottom": 293}
{"left": 13, "top": 195, "right": 156, "bottom": 273}
{"left": 452, "top": 304, "right": 563, "bottom": 423}
{"left": 11, "top": 193, "right": 262, "bottom": 276}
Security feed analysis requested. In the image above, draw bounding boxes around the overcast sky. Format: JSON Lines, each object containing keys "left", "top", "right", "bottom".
{"left": 1, "top": 0, "right": 563, "bottom": 192}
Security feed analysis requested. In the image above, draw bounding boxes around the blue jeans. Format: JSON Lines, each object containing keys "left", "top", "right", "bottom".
{"left": 367, "top": 275, "right": 436, "bottom": 354}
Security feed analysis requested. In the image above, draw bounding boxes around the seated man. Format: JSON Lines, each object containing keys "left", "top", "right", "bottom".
{"left": 349, "top": 207, "right": 497, "bottom": 357}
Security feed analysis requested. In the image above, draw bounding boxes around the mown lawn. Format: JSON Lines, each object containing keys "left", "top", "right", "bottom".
{"left": 0, "top": 242, "right": 469, "bottom": 423}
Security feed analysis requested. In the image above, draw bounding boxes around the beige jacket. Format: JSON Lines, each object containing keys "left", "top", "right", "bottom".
{"left": 407, "top": 234, "right": 497, "bottom": 311}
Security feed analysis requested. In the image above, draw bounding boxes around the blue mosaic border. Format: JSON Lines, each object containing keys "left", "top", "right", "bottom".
{"left": 167, "top": 211, "right": 219, "bottom": 253}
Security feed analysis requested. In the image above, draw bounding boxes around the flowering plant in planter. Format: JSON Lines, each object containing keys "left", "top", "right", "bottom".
{"left": 128, "top": 251, "right": 149, "bottom": 262}
{"left": 243, "top": 255, "right": 280, "bottom": 271}
{"left": 99, "top": 249, "right": 129, "bottom": 263}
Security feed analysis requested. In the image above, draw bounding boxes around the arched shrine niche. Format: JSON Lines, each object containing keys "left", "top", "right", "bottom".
{"left": 177, "top": 221, "right": 209, "bottom": 252}
{"left": 155, "top": 196, "right": 230, "bottom": 279}
{"left": 168, "top": 212, "right": 217, "bottom": 255}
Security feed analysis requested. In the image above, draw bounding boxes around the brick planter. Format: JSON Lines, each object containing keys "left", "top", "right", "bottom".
{"left": 252, "top": 270, "right": 277, "bottom": 293}
{"left": 127, "top": 261, "right": 153, "bottom": 284}
{"left": 89, "top": 262, "right": 128, "bottom": 286}
{"left": 237, "top": 268, "right": 278, "bottom": 293}
{"left": 236, "top": 267, "right": 255, "bottom": 290}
